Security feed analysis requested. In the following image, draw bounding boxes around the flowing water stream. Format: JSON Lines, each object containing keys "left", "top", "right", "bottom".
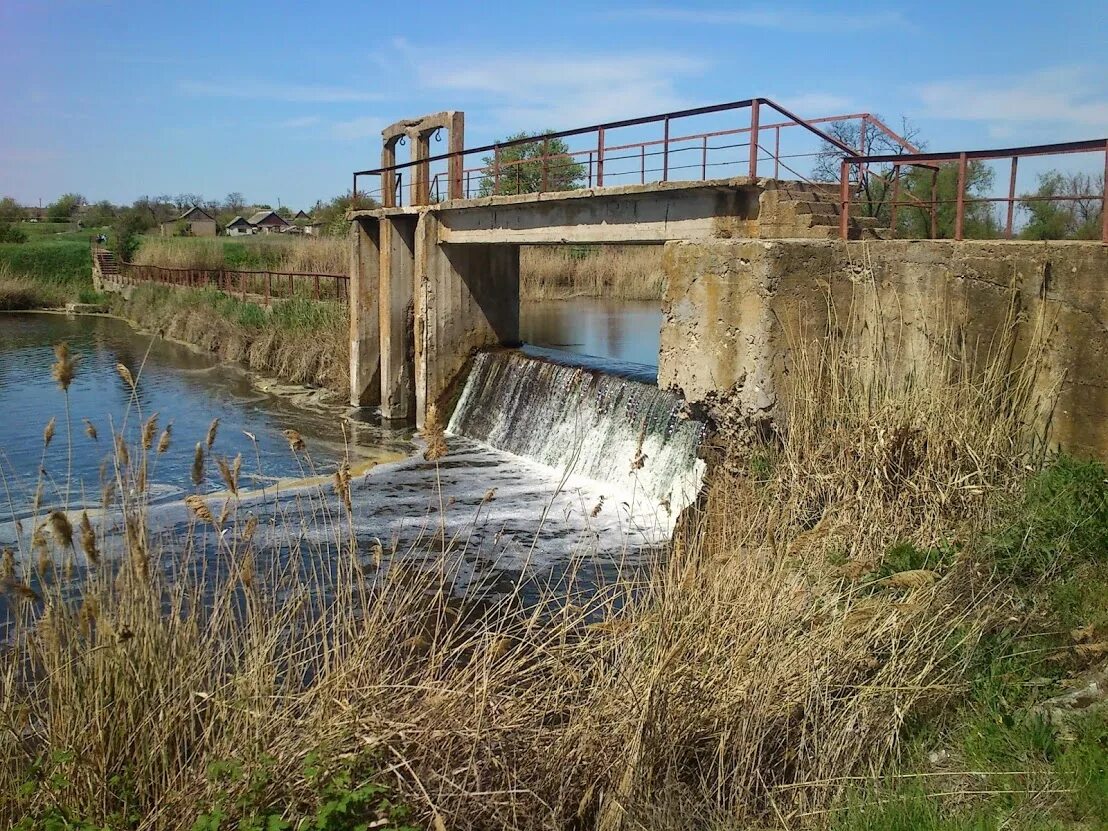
{"left": 1, "top": 301, "right": 698, "bottom": 609}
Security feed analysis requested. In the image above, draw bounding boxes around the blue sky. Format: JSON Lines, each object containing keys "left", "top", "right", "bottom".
{"left": 2, "top": 0, "right": 1106, "bottom": 210}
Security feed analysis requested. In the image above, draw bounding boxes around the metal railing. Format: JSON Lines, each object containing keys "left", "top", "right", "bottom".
{"left": 840, "top": 138, "right": 1108, "bottom": 242}
{"left": 353, "top": 98, "right": 918, "bottom": 208}
{"left": 115, "top": 261, "right": 349, "bottom": 305}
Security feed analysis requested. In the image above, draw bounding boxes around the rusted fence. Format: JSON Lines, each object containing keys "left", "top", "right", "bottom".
{"left": 117, "top": 261, "right": 349, "bottom": 305}
{"left": 840, "top": 138, "right": 1108, "bottom": 242}
{"left": 353, "top": 98, "right": 918, "bottom": 207}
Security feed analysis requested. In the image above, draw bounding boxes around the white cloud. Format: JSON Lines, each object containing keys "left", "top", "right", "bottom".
{"left": 621, "top": 7, "right": 906, "bottom": 32}
{"left": 407, "top": 48, "right": 708, "bottom": 128}
{"left": 915, "top": 66, "right": 1108, "bottom": 132}
{"left": 178, "top": 80, "right": 384, "bottom": 104}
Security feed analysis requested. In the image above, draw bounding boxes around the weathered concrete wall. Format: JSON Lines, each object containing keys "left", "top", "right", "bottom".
{"left": 414, "top": 213, "right": 520, "bottom": 428}
{"left": 379, "top": 216, "right": 417, "bottom": 421}
{"left": 348, "top": 217, "right": 381, "bottom": 407}
{"left": 661, "top": 239, "right": 1108, "bottom": 459}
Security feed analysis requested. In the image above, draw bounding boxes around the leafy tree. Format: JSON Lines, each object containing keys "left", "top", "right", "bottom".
{"left": 47, "top": 193, "right": 86, "bottom": 223}
{"left": 896, "top": 160, "right": 999, "bottom": 239}
{"left": 311, "top": 192, "right": 378, "bottom": 235}
{"left": 478, "top": 132, "right": 586, "bottom": 196}
{"left": 276, "top": 205, "right": 293, "bottom": 219}
{"left": 1020, "top": 170, "right": 1104, "bottom": 240}
{"left": 0, "top": 196, "right": 22, "bottom": 222}
{"left": 112, "top": 207, "right": 157, "bottom": 261}
{"left": 84, "top": 200, "right": 118, "bottom": 227}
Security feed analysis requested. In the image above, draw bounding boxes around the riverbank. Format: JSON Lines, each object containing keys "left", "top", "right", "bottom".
{"left": 3, "top": 302, "right": 1105, "bottom": 830}
{"left": 111, "top": 283, "right": 349, "bottom": 394}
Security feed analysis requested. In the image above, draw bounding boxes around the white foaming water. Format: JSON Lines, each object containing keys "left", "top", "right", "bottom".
{"left": 448, "top": 350, "right": 707, "bottom": 531}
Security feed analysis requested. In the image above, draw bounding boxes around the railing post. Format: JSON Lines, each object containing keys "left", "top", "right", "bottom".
{"left": 265, "top": 272, "right": 270, "bottom": 306}
{"left": 890, "top": 164, "right": 901, "bottom": 238}
{"left": 1006, "top": 157, "right": 1019, "bottom": 240}
{"left": 662, "top": 116, "right": 670, "bottom": 182}
{"left": 641, "top": 145, "right": 646, "bottom": 184}
{"left": 839, "top": 159, "right": 851, "bottom": 240}
{"left": 240, "top": 271, "right": 246, "bottom": 301}
{"left": 541, "top": 136, "right": 549, "bottom": 193}
{"left": 493, "top": 144, "right": 501, "bottom": 194}
{"left": 596, "top": 127, "right": 605, "bottom": 187}
{"left": 1102, "top": 141, "right": 1108, "bottom": 244}
{"left": 587, "top": 151, "right": 593, "bottom": 188}
{"left": 774, "top": 125, "right": 781, "bottom": 179}
{"left": 930, "top": 170, "right": 939, "bottom": 239}
{"left": 701, "top": 135, "right": 708, "bottom": 179}
{"left": 748, "top": 99, "right": 760, "bottom": 178}
{"left": 955, "top": 152, "right": 967, "bottom": 241}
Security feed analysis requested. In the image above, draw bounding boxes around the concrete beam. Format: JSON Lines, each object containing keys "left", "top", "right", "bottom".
{"left": 348, "top": 217, "right": 381, "bottom": 408}
{"left": 414, "top": 212, "right": 520, "bottom": 428}
{"left": 379, "top": 215, "right": 417, "bottom": 421}
{"left": 435, "top": 183, "right": 760, "bottom": 245}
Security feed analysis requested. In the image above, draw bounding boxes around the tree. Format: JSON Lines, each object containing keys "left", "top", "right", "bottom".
{"left": 896, "top": 161, "right": 999, "bottom": 239}
{"left": 112, "top": 208, "right": 155, "bottom": 261}
{"left": 1020, "top": 170, "right": 1104, "bottom": 240}
{"left": 224, "top": 192, "right": 246, "bottom": 213}
{"left": 310, "top": 191, "right": 379, "bottom": 235}
{"left": 47, "top": 193, "right": 86, "bottom": 223}
{"left": 84, "top": 200, "right": 118, "bottom": 227}
{"left": 813, "top": 117, "right": 924, "bottom": 220}
{"left": 0, "top": 196, "right": 22, "bottom": 222}
{"left": 477, "top": 132, "right": 586, "bottom": 196}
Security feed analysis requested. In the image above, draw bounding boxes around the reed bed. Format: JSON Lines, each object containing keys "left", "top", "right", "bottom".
{"left": 0, "top": 272, "right": 1082, "bottom": 830}
{"left": 133, "top": 235, "right": 347, "bottom": 275}
{"left": 521, "top": 245, "right": 665, "bottom": 301}
{"left": 0, "top": 270, "right": 66, "bottom": 310}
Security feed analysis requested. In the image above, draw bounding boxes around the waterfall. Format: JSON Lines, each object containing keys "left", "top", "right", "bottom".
{"left": 448, "top": 350, "right": 707, "bottom": 530}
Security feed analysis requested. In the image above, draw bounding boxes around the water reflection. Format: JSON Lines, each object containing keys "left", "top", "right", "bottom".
{"left": 0, "top": 312, "right": 411, "bottom": 515}
{"left": 520, "top": 299, "right": 661, "bottom": 373}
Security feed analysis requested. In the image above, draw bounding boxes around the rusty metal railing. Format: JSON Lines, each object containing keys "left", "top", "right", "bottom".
{"left": 840, "top": 138, "right": 1108, "bottom": 242}
{"left": 353, "top": 98, "right": 918, "bottom": 208}
{"left": 116, "top": 261, "right": 349, "bottom": 305}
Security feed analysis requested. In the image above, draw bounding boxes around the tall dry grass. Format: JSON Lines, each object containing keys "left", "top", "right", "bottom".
{"left": 521, "top": 245, "right": 665, "bottom": 301}
{"left": 0, "top": 275, "right": 1054, "bottom": 828}
{"left": 133, "top": 235, "right": 347, "bottom": 275}
{"left": 120, "top": 284, "right": 349, "bottom": 393}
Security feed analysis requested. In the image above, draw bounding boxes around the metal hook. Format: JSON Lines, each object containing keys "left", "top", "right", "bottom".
{"left": 434, "top": 127, "right": 444, "bottom": 143}
{"left": 398, "top": 136, "right": 407, "bottom": 147}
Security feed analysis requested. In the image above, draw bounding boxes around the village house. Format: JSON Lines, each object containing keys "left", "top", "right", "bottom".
{"left": 246, "top": 209, "right": 291, "bottom": 234}
{"left": 225, "top": 215, "right": 252, "bottom": 236}
{"left": 160, "top": 205, "right": 217, "bottom": 237}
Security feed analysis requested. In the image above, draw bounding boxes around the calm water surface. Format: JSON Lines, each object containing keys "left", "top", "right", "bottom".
{"left": 521, "top": 299, "right": 661, "bottom": 377}
{"left": 0, "top": 312, "right": 409, "bottom": 516}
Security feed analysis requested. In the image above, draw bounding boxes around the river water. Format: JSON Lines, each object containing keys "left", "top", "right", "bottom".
{"left": 0, "top": 301, "right": 691, "bottom": 607}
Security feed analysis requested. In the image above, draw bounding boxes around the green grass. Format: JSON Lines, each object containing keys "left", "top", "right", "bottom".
{"left": 0, "top": 238, "right": 93, "bottom": 289}
{"left": 832, "top": 455, "right": 1108, "bottom": 831}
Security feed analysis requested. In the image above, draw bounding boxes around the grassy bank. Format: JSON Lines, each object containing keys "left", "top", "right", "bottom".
{"left": 3, "top": 292, "right": 1105, "bottom": 829}
{"left": 115, "top": 284, "right": 349, "bottom": 392}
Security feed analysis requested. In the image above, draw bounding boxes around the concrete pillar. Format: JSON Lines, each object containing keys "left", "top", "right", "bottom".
{"left": 381, "top": 136, "right": 401, "bottom": 208}
{"left": 379, "top": 215, "right": 417, "bottom": 421}
{"left": 349, "top": 217, "right": 381, "bottom": 407}
{"left": 414, "top": 212, "right": 520, "bottom": 427}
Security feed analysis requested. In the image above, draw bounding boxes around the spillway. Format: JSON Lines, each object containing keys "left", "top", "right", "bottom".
{"left": 448, "top": 350, "right": 706, "bottom": 531}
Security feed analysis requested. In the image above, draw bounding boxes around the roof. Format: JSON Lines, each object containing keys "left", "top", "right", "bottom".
{"left": 247, "top": 210, "right": 290, "bottom": 226}
{"left": 173, "top": 205, "right": 215, "bottom": 223}
{"left": 293, "top": 209, "right": 311, "bottom": 220}
{"left": 226, "top": 215, "right": 250, "bottom": 227}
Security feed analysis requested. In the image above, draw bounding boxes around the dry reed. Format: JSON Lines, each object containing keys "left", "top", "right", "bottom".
{"left": 0, "top": 276, "right": 1055, "bottom": 830}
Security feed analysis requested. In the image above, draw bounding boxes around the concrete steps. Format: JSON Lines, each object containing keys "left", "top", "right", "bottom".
{"left": 769, "top": 183, "right": 891, "bottom": 240}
